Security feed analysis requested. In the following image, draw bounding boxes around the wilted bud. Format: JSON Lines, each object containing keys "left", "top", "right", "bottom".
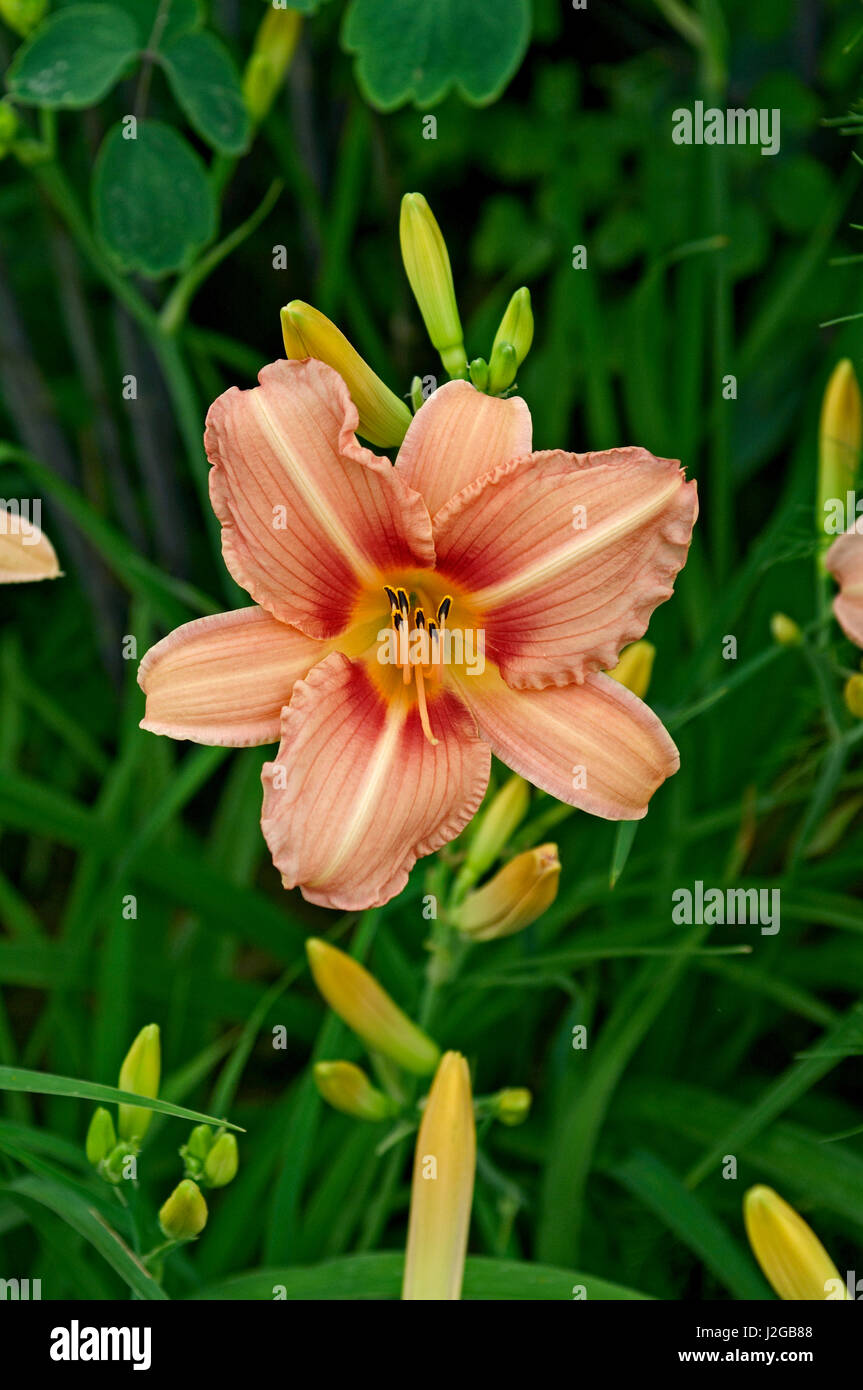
{"left": 770, "top": 612, "right": 802, "bottom": 647}
{"left": 743, "top": 1185, "right": 847, "bottom": 1300}
{"left": 313, "top": 1060, "right": 398, "bottom": 1121}
{"left": 844, "top": 673, "right": 863, "bottom": 719}
{"left": 117, "top": 1024, "right": 160, "bottom": 1144}
{"left": 242, "top": 7, "right": 301, "bottom": 124}
{"left": 493, "top": 1087, "right": 532, "bottom": 1127}
{"left": 818, "top": 359, "right": 862, "bottom": 561}
{"left": 453, "top": 844, "right": 561, "bottom": 942}
{"left": 0, "top": 0, "right": 48, "bottom": 38}
{"left": 159, "top": 1179, "right": 208, "bottom": 1241}
{"left": 400, "top": 193, "right": 468, "bottom": 380}
{"left": 203, "top": 1133, "right": 239, "bottom": 1189}
{"left": 465, "top": 775, "right": 530, "bottom": 880}
{"left": 280, "top": 301, "right": 411, "bottom": 447}
{"left": 402, "top": 1052, "right": 475, "bottom": 1301}
{"left": 307, "top": 939, "right": 440, "bottom": 1076}
{"left": 85, "top": 1108, "right": 116, "bottom": 1166}
{"left": 607, "top": 641, "right": 655, "bottom": 699}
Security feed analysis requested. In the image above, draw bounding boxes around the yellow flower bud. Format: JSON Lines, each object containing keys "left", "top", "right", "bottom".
{"left": 280, "top": 301, "right": 411, "bottom": 448}
{"left": 491, "top": 288, "right": 534, "bottom": 370}
{"left": 493, "top": 1087, "right": 532, "bottom": 1126}
{"left": 313, "top": 1060, "right": 398, "bottom": 1121}
{"left": 400, "top": 193, "right": 468, "bottom": 380}
{"left": 306, "top": 939, "right": 440, "bottom": 1076}
{"left": 844, "top": 673, "right": 863, "bottom": 719}
{"left": 465, "top": 775, "right": 530, "bottom": 881}
{"left": 0, "top": 0, "right": 48, "bottom": 38}
{"left": 607, "top": 641, "right": 655, "bottom": 699}
{"left": 203, "top": 1133, "right": 239, "bottom": 1189}
{"left": 770, "top": 612, "right": 802, "bottom": 647}
{"left": 85, "top": 1107, "right": 116, "bottom": 1166}
{"left": 818, "top": 359, "right": 862, "bottom": 558}
{"left": 743, "top": 1185, "right": 847, "bottom": 1300}
{"left": 453, "top": 844, "right": 561, "bottom": 942}
{"left": 159, "top": 1179, "right": 208, "bottom": 1241}
{"left": 117, "top": 1024, "right": 161, "bottom": 1144}
{"left": 242, "top": 8, "right": 301, "bottom": 124}
{"left": 402, "top": 1052, "right": 475, "bottom": 1301}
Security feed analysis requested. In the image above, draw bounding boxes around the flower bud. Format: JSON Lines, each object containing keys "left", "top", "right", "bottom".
{"left": 307, "top": 939, "right": 440, "bottom": 1076}
{"left": 0, "top": 0, "right": 47, "bottom": 38}
{"left": 465, "top": 775, "right": 530, "bottom": 881}
{"left": 770, "top": 612, "right": 802, "bottom": 647}
{"left": 186, "top": 1124, "right": 214, "bottom": 1162}
{"left": 85, "top": 1108, "right": 116, "bottom": 1166}
{"left": 453, "top": 844, "right": 560, "bottom": 942}
{"left": 159, "top": 1179, "right": 208, "bottom": 1241}
{"left": 242, "top": 7, "right": 301, "bottom": 124}
{"left": 402, "top": 1052, "right": 475, "bottom": 1301}
{"left": 0, "top": 101, "right": 18, "bottom": 159}
{"left": 203, "top": 1133, "right": 239, "bottom": 1189}
{"left": 468, "top": 358, "right": 489, "bottom": 392}
{"left": 486, "top": 341, "right": 518, "bottom": 396}
{"left": 280, "top": 301, "right": 411, "bottom": 447}
{"left": 400, "top": 193, "right": 468, "bottom": 380}
{"left": 844, "top": 673, "right": 863, "bottom": 719}
{"left": 493, "top": 1087, "right": 532, "bottom": 1126}
{"left": 491, "top": 287, "right": 533, "bottom": 374}
{"left": 743, "top": 1185, "right": 846, "bottom": 1300}
{"left": 313, "top": 1060, "right": 398, "bottom": 1121}
{"left": 607, "top": 640, "right": 655, "bottom": 699}
{"left": 117, "top": 1024, "right": 160, "bottom": 1144}
{"left": 102, "top": 1141, "right": 137, "bottom": 1185}
{"left": 818, "top": 359, "right": 862, "bottom": 561}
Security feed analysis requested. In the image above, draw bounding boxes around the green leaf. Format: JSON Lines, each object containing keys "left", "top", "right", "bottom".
{"left": 194, "top": 1253, "right": 652, "bottom": 1300}
{"left": 120, "top": 0, "right": 202, "bottom": 47}
{"left": 610, "top": 819, "right": 639, "bottom": 887}
{"left": 0, "top": 1065, "right": 243, "bottom": 1131}
{"left": 93, "top": 119, "right": 216, "bottom": 277}
{"left": 6, "top": 5, "right": 138, "bottom": 109}
{"left": 161, "top": 30, "right": 251, "bottom": 155}
{"left": 4, "top": 1176, "right": 167, "bottom": 1300}
{"left": 342, "top": 0, "right": 531, "bottom": 111}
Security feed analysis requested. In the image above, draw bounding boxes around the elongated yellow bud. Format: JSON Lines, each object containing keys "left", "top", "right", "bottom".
{"left": 306, "top": 939, "right": 440, "bottom": 1076}
{"left": 465, "top": 775, "right": 530, "bottom": 880}
{"left": 313, "top": 1060, "right": 398, "bottom": 1121}
{"left": 242, "top": 8, "right": 301, "bottom": 124}
{"left": 607, "top": 641, "right": 655, "bottom": 699}
{"left": 743, "top": 1185, "right": 847, "bottom": 1300}
{"left": 400, "top": 193, "right": 468, "bottom": 380}
{"left": 280, "top": 301, "right": 411, "bottom": 447}
{"left": 818, "top": 359, "right": 862, "bottom": 560}
{"left": 117, "top": 1024, "right": 160, "bottom": 1144}
{"left": 770, "top": 612, "right": 802, "bottom": 647}
{"left": 203, "top": 1133, "right": 239, "bottom": 1188}
{"left": 85, "top": 1108, "right": 116, "bottom": 1166}
{"left": 453, "top": 844, "right": 561, "bottom": 942}
{"left": 159, "top": 1179, "right": 208, "bottom": 1241}
{"left": 402, "top": 1052, "right": 475, "bottom": 1300}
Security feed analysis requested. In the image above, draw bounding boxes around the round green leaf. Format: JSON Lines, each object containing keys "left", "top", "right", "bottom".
{"left": 6, "top": 4, "right": 138, "bottom": 109}
{"left": 342, "top": 0, "right": 531, "bottom": 111}
{"left": 161, "top": 30, "right": 250, "bottom": 155}
{"left": 93, "top": 119, "right": 216, "bottom": 277}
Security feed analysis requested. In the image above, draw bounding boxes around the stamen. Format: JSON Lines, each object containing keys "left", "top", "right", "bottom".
{"left": 437, "top": 595, "right": 452, "bottom": 624}
{"left": 384, "top": 584, "right": 399, "bottom": 611}
{"left": 397, "top": 588, "right": 410, "bottom": 615}
{"left": 414, "top": 664, "right": 438, "bottom": 745}
{"left": 415, "top": 607, "right": 426, "bottom": 628}
{"left": 428, "top": 619, "right": 441, "bottom": 683}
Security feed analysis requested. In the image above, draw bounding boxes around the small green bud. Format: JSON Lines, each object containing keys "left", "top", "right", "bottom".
{"left": 0, "top": 101, "right": 19, "bottom": 159}
{"left": 85, "top": 1108, "right": 116, "bottom": 1166}
{"left": 465, "top": 775, "right": 530, "bottom": 880}
{"left": 487, "top": 342, "right": 518, "bottom": 396}
{"left": 469, "top": 358, "right": 489, "bottom": 392}
{"left": 493, "top": 1087, "right": 532, "bottom": 1126}
{"left": 102, "top": 1141, "right": 137, "bottom": 1185}
{"left": 770, "top": 613, "right": 803, "bottom": 647}
{"left": 491, "top": 288, "right": 534, "bottom": 370}
{"left": 400, "top": 193, "right": 468, "bottom": 380}
{"left": 0, "top": 0, "right": 48, "bottom": 39}
{"left": 117, "top": 1024, "right": 161, "bottom": 1144}
{"left": 203, "top": 1133, "right": 239, "bottom": 1189}
{"left": 180, "top": 1124, "right": 214, "bottom": 1179}
{"left": 159, "top": 1179, "right": 208, "bottom": 1241}
{"left": 845, "top": 673, "right": 863, "bottom": 719}
{"left": 313, "top": 1061, "right": 399, "bottom": 1121}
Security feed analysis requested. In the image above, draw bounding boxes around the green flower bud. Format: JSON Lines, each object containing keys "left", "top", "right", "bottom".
{"left": 491, "top": 288, "right": 534, "bottom": 370}
{"left": 85, "top": 1107, "right": 116, "bottom": 1166}
{"left": 465, "top": 775, "right": 530, "bottom": 880}
{"left": 242, "top": 9, "right": 301, "bottom": 124}
{"left": 770, "top": 613, "right": 803, "bottom": 648}
{"left": 493, "top": 1087, "right": 532, "bottom": 1126}
{"left": 469, "top": 358, "right": 489, "bottom": 392}
{"left": 0, "top": 101, "right": 19, "bottom": 159}
{"left": 0, "top": 0, "right": 48, "bottom": 39}
{"left": 117, "top": 1024, "right": 160, "bottom": 1144}
{"left": 487, "top": 341, "right": 518, "bottom": 396}
{"left": 400, "top": 193, "right": 468, "bottom": 380}
{"left": 313, "top": 1061, "right": 399, "bottom": 1121}
{"left": 102, "top": 1141, "right": 137, "bottom": 1185}
{"left": 845, "top": 673, "right": 863, "bottom": 719}
{"left": 159, "top": 1179, "right": 208, "bottom": 1241}
{"left": 203, "top": 1133, "right": 239, "bottom": 1189}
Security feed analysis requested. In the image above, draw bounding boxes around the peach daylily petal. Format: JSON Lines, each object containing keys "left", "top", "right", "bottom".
{"left": 138, "top": 607, "right": 324, "bottom": 747}
{"left": 434, "top": 447, "right": 697, "bottom": 689}
{"left": 0, "top": 510, "right": 60, "bottom": 583}
{"left": 261, "top": 653, "right": 490, "bottom": 910}
{"left": 395, "top": 380, "right": 532, "bottom": 516}
{"left": 206, "top": 359, "right": 435, "bottom": 640}
{"left": 451, "top": 665, "right": 679, "bottom": 820}
{"left": 825, "top": 526, "right": 863, "bottom": 647}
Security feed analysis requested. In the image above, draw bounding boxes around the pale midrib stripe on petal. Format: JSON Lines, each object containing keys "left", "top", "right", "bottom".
{"left": 306, "top": 698, "right": 407, "bottom": 889}
{"left": 471, "top": 475, "right": 682, "bottom": 608}
{"left": 254, "top": 394, "right": 378, "bottom": 584}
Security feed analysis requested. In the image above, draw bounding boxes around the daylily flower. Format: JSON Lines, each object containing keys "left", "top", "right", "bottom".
{"left": 825, "top": 525, "right": 863, "bottom": 647}
{"left": 0, "top": 507, "right": 59, "bottom": 583}
{"left": 138, "top": 359, "right": 697, "bottom": 910}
